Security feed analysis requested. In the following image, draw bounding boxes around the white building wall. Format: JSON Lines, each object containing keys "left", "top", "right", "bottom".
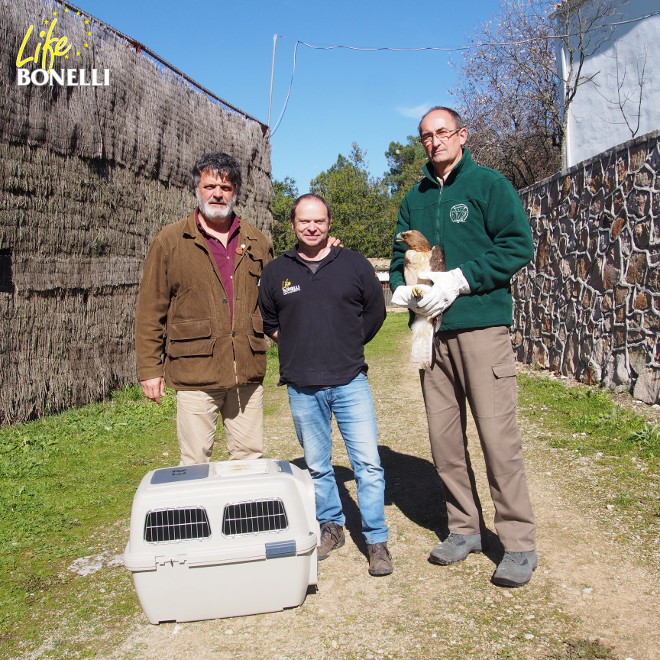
{"left": 558, "top": 0, "right": 660, "bottom": 167}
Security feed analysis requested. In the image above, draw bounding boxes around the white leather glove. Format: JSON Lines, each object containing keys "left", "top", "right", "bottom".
{"left": 416, "top": 269, "right": 470, "bottom": 318}
{"left": 391, "top": 284, "right": 432, "bottom": 313}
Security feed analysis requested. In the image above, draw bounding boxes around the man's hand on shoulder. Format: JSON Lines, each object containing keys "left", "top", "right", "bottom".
{"left": 327, "top": 235, "right": 343, "bottom": 248}
{"left": 141, "top": 377, "right": 166, "bottom": 405}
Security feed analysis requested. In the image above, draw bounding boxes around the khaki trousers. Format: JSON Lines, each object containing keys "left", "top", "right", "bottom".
{"left": 420, "top": 326, "right": 536, "bottom": 551}
{"left": 176, "top": 384, "right": 264, "bottom": 465}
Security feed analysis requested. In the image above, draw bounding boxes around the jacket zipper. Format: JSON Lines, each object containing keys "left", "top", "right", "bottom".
{"left": 436, "top": 176, "right": 444, "bottom": 248}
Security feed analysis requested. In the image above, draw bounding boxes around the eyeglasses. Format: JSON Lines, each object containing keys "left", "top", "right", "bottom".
{"left": 420, "top": 127, "right": 461, "bottom": 146}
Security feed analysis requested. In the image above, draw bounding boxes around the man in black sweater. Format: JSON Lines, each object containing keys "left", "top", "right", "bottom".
{"left": 258, "top": 194, "right": 392, "bottom": 577}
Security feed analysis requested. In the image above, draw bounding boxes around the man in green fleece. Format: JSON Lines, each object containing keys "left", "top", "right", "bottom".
{"left": 389, "top": 106, "right": 537, "bottom": 587}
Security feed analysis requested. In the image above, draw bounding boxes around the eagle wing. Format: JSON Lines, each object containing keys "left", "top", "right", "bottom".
{"left": 429, "top": 245, "right": 446, "bottom": 334}
{"left": 429, "top": 245, "right": 445, "bottom": 273}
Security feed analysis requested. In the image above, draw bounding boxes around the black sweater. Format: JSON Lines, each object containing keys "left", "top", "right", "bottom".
{"left": 258, "top": 246, "right": 385, "bottom": 387}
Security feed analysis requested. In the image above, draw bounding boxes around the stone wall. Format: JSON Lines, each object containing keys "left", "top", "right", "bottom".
{"left": 511, "top": 130, "right": 660, "bottom": 404}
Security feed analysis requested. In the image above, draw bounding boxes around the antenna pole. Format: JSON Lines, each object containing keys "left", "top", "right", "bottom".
{"left": 267, "top": 34, "right": 278, "bottom": 128}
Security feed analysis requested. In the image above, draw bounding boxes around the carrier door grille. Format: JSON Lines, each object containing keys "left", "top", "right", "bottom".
{"left": 144, "top": 507, "right": 211, "bottom": 543}
{"left": 222, "top": 499, "right": 288, "bottom": 535}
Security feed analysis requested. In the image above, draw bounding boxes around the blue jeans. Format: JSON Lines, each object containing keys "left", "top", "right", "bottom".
{"left": 287, "top": 373, "right": 388, "bottom": 545}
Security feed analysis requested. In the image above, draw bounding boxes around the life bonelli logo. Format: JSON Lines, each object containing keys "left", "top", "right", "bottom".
{"left": 16, "top": 8, "right": 110, "bottom": 87}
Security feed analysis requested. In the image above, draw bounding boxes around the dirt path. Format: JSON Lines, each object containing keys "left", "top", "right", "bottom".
{"left": 106, "top": 340, "right": 659, "bottom": 660}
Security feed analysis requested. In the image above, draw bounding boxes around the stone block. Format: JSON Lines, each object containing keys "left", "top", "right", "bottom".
{"left": 611, "top": 216, "right": 626, "bottom": 238}
{"left": 630, "top": 144, "right": 648, "bottom": 172}
{"left": 629, "top": 345, "right": 649, "bottom": 376}
{"left": 534, "top": 343, "right": 549, "bottom": 368}
{"left": 634, "top": 166, "right": 653, "bottom": 189}
{"left": 614, "top": 352, "right": 631, "bottom": 386}
{"left": 613, "top": 190, "right": 625, "bottom": 214}
{"left": 633, "top": 221, "right": 650, "bottom": 249}
{"left": 628, "top": 190, "right": 650, "bottom": 218}
{"left": 632, "top": 368, "right": 660, "bottom": 404}
{"left": 643, "top": 309, "right": 659, "bottom": 330}
{"left": 617, "top": 154, "right": 629, "bottom": 182}
{"left": 625, "top": 253, "right": 647, "bottom": 284}
{"left": 603, "top": 265, "right": 619, "bottom": 291}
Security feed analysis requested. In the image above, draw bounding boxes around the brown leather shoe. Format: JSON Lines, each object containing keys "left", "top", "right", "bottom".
{"left": 367, "top": 542, "right": 393, "bottom": 576}
{"left": 318, "top": 522, "right": 345, "bottom": 560}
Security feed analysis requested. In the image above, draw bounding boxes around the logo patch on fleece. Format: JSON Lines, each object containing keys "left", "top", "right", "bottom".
{"left": 450, "top": 204, "right": 469, "bottom": 223}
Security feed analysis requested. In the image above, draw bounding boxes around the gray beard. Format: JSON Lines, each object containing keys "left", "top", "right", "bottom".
{"left": 196, "top": 192, "right": 235, "bottom": 221}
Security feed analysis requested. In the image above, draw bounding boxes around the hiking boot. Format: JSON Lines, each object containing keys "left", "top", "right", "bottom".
{"left": 317, "top": 522, "right": 345, "bottom": 560}
{"left": 367, "top": 542, "right": 393, "bottom": 577}
{"left": 429, "top": 533, "right": 482, "bottom": 565}
{"left": 491, "top": 550, "right": 538, "bottom": 587}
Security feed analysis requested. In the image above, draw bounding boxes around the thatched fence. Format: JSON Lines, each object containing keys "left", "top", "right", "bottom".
{"left": 0, "top": 0, "right": 272, "bottom": 424}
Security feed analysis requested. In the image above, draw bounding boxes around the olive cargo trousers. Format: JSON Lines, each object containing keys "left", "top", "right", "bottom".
{"left": 420, "top": 326, "right": 536, "bottom": 552}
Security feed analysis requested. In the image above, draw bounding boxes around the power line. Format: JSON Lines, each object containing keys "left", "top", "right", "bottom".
{"left": 290, "top": 9, "right": 660, "bottom": 52}
{"left": 269, "top": 9, "right": 660, "bottom": 134}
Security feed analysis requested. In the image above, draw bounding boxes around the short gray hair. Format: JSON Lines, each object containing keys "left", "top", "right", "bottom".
{"left": 418, "top": 107, "right": 465, "bottom": 136}
{"left": 190, "top": 153, "right": 242, "bottom": 193}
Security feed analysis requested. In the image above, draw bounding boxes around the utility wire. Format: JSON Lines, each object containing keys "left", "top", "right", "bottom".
{"left": 270, "top": 39, "right": 299, "bottom": 137}
{"left": 269, "top": 9, "right": 660, "bottom": 134}
{"left": 290, "top": 9, "right": 660, "bottom": 52}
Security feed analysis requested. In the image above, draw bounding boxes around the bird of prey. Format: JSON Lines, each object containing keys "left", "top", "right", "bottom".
{"left": 395, "top": 230, "right": 445, "bottom": 369}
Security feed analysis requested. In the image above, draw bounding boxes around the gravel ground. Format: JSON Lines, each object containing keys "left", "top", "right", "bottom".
{"left": 42, "top": 331, "right": 658, "bottom": 660}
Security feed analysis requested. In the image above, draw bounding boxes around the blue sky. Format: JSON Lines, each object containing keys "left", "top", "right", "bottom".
{"left": 69, "top": 0, "right": 502, "bottom": 190}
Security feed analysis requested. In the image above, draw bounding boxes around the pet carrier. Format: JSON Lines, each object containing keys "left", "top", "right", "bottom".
{"left": 124, "top": 459, "right": 319, "bottom": 623}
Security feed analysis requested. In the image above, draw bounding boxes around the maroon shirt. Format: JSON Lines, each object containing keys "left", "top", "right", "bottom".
{"left": 196, "top": 210, "right": 240, "bottom": 324}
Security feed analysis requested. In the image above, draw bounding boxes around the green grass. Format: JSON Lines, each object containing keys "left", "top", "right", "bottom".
{"left": 517, "top": 372, "right": 660, "bottom": 540}
{"left": 0, "top": 385, "right": 180, "bottom": 655}
{"left": 517, "top": 374, "right": 660, "bottom": 459}
{"left": 366, "top": 308, "right": 411, "bottom": 354}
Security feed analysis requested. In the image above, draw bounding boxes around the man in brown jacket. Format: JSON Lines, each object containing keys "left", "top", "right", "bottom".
{"left": 136, "top": 153, "right": 273, "bottom": 465}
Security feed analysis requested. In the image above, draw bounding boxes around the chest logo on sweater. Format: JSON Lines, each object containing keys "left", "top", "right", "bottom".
{"left": 281, "top": 278, "right": 301, "bottom": 296}
{"left": 450, "top": 204, "right": 469, "bottom": 223}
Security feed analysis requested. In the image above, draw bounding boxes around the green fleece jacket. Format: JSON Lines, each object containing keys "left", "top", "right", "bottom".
{"left": 389, "top": 148, "right": 533, "bottom": 331}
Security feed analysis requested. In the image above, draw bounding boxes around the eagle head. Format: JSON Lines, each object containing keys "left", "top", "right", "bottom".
{"left": 396, "top": 230, "right": 431, "bottom": 252}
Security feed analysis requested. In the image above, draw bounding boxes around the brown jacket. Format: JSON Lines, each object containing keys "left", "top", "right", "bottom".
{"left": 135, "top": 212, "right": 273, "bottom": 390}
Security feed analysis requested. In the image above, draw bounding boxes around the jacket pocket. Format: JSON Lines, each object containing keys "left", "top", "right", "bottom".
{"left": 167, "top": 319, "right": 213, "bottom": 358}
{"left": 248, "top": 335, "right": 270, "bottom": 353}
{"left": 168, "top": 338, "right": 215, "bottom": 358}
{"left": 169, "top": 319, "right": 212, "bottom": 341}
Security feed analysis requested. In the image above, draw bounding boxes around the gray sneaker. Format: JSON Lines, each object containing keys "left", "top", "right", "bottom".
{"left": 491, "top": 550, "right": 538, "bottom": 587}
{"left": 429, "top": 532, "right": 482, "bottom": 565}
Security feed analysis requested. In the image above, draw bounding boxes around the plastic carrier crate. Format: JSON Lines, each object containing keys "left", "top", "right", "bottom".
{"left": 124, "top": 459, "right": 319, "bottom": 623}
